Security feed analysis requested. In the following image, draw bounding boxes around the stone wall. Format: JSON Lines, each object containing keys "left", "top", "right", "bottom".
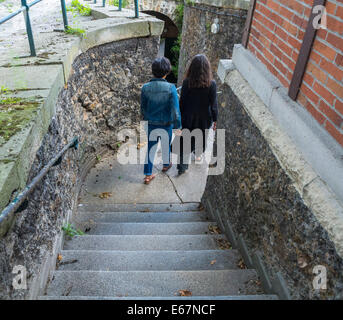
{"left": 201, "top": 77, "right": 343, "bottom": 300}
{"left": 178, "top": 2, "right": 247, "bottom": 84}
{"left": 128, "top": 0, "right": 180, "bottom": 22}
{"left": 0, "top": 36, "right": 159, "bottom": 299}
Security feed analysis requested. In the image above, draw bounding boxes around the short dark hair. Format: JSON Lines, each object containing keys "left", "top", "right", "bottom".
{"left": 152, "top": 57, "right": 171, "bottom": 78}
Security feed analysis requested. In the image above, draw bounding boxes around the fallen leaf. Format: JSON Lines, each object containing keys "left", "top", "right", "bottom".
{"left": 237, "top": 259, "right": 247, "bottom": 269}
{"left": 57, "top": 254, "right": 63, "bottom": 261}
{"left": 99, "top": 192, "right": 112, "bottom": 199}
{"left": 297, "top": 256, "right": 308, "bottom": 268}
{"left": 215, "top": 238, "right": 232, "bottom": 250}
{"left": 208, "top": 224, "right": 221, "bottom": 234}
{"left": 178, "top": 290, "right": 192, "bottom": 296}
{"left": 210, "top": 260, "right": 216, "bottom": 265}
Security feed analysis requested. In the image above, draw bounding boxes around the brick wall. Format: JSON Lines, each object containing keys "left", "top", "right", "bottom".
{"left": 247, "top": 0, "right": 343, "bottom": 147}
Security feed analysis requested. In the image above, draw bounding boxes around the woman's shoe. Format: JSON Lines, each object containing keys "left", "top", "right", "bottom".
{"left": 178, "top": 169, "right": 187, "bottom": 176}
{"left": 144, "top": 174, "right": 156, "bottom": 185}
{"left": 162, "top": 163, "right": 172, "bottom": 172}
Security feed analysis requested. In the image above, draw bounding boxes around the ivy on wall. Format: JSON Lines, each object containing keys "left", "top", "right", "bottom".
{"left": 171, "top": 2, "right": 184, "bottom": 78}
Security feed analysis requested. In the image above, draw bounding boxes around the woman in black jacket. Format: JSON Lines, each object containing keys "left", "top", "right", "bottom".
{"left": 177, "top": 54, "right": 218, "bottom": 175}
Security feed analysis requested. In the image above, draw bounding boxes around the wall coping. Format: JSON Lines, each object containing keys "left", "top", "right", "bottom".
{"left": 217, "top": 48, "right": 343, "bottom": 258}
{"left": 0, "top": 6, "right": 164, "bottom": 234}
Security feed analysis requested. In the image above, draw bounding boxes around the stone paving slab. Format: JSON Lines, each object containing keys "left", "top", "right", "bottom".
{"left": 46, "top": 269, "right": 260, "bottom": 297}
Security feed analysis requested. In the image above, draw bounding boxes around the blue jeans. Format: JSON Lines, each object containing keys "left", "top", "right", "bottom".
{"left": 144, "top": 124, "right": 173, "bottom": 176}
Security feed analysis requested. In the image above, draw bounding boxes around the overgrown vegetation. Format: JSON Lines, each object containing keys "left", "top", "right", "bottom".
{"left": 108, "top": 0, "right": 128, "bottom": 7}
{"left": 67, "top": 0, "right": 91, "bottom": 16}
{"left": 170, "top": 3, "right": 184, "bottom": 78}
{"left": 65, "top": 26, "right": 86, "bottom": 36}
{"left": 62, "top": 223, "right": 85, "bottom": 238}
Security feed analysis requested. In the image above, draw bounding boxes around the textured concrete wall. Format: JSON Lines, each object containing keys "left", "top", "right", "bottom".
{"left": 0, "top": 36, "right": 160, "bottom": 300}
{"left": 201, "top": 71, "right": 343, "bottom": 300}
{"left": 178, "top": 3, "right": 246, "bottom": 84}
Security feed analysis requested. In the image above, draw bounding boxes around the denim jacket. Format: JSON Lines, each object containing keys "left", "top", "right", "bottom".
{"left": 141, "top": 78, "right": 181, "bottom": 129}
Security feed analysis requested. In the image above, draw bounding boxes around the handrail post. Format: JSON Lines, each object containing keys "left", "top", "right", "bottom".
{"left": 60, "top": 0, "right": 68, "bottom": 30}
{"left": 134, "top": 0, "right": 139, "bottom": 17}
{"left": 21, "top": 0, "right": 36, "bottom": 56}
{"left": 118, "top": 0, "right": 122, "bottom": 11}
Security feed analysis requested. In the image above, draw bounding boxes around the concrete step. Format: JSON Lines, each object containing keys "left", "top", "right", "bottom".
{"left": 74, "top": 211, "right": 212, "bottom": 223}
{"left": 78, "top": 203, "right": 201, "bottom": 213}
{"left": 64, "top": 235, "right": 229, "bottom": 251}
{"left": 45, "top": 270, "right": 261, "bottom": 297}
{"left": 39, "top": 295, "right": 279, "bottom": 300}
{"left": 84, "top": 222, "right": 218, "bottom": 235}
{"left": 57, "top": 250, "right": 242, "bottom": 271}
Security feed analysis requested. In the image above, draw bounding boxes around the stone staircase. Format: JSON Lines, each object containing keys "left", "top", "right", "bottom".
{"left": 40, "top": 203, "right": 278, "bottom": 300}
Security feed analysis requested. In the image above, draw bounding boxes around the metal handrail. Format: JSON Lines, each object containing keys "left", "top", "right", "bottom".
{"left": 0, "top": 137, "right": 79, "bottom": 226}
{"left": 0, "top": 0, "right": 141, "bottom": 57}
{"left": 94, "top": 0, "right": 140, "bottom": 18}
{"left": 0, "top": 0, "right": 69, "bottom": 57}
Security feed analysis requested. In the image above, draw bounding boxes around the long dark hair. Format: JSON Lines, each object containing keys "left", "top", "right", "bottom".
{"left": 185, "top": 54, "right": 212, "bottom": 88}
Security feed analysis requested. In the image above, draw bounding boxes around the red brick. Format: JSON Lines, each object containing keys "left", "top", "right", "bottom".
{"left": 327, "top": 77, "right": 343, "bottom": 98}
{"left": 319, "top": 100, "right": 343, "bottom": 127}
{"left": 306, "top": 62, "right": 328, "bottom": 84}
{"left": 288, "top": 34, "right": 302, "bottom": 51}
{"left": 300, "top": 83, "right": 320, "bottom": 105}
{"left": 282, "top": 20, "right": 298, "bottom": 37}
{"left": 292, "top": 14, "right": 306, "bottom": 29}
{"left": 303, "top": 72, "right": 315, "bottom": 87}
{"left": 325, "top": 121, "right": 343, "bottom": 147}
{"left": 336, "top": 54, "right": 343, "bottom": 67}
{"left": 287, "top": 0, "right": 306, "bottom": 15}
{"left": 312, "top": 40, "right": 337, "bottom": 61}
{"left": 305, "top": 101, "right": 326, "bottom": 125}
{"left": 335, "top": 99, "right": 343, "bottom": 116}
{"left": 316, "top": 29, "right": 328, "bottom": 41}
{"left": 320, "top": 59, "right": 343, "bottom": 82}
{"left": 282, "top": 53, "right": 296, "bottom": 71}
{"left": 313, "top": 81, "right": 336, "bottom": 105}
{"left": 326, "top": 16, "right": 343, "bottom": 34}
{"left": 325, "top": 1, "right": 337, "bottom": 15}
{"left": 327, "top": 32, "right": 343, "bottom": 53}
{"left": 337, "top": 5, "right": 343, "bottom": 20}
{"left": 308, "top": 49, "right": 322, "bottom": 65}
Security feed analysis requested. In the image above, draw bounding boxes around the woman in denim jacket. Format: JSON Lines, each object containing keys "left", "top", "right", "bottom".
{"left": 141, "top": 57, "right": 181, "bottom": 184}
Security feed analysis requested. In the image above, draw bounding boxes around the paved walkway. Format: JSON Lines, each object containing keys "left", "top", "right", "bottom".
{"left": 78, "top": 130, "right": 215, "bottom": 205}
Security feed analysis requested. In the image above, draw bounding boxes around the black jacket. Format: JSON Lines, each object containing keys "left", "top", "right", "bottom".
{"left": 179, "top": 79, "right": 218, "bottom": 130}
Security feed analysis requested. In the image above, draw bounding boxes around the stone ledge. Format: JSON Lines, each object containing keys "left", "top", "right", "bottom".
{"left": 0, "top": 7, "right": 164, "bottom": 230}
{"left": 220, "top": 67, "right": 343, "bottom": 258}
{"left": 230, "top": 44, "right": 343, "bottom": 203}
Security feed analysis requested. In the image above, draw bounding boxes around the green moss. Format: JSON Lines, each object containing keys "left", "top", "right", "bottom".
{"left": 0, "top": 100, "right": 38, "bottom": 144}
{"left": 65, "top": 26, "right": 86, "bottom": 36}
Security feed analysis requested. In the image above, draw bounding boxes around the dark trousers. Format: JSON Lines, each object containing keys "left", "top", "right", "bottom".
{"left": 177, "top": 129, "right": 208, "bottom": 172}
